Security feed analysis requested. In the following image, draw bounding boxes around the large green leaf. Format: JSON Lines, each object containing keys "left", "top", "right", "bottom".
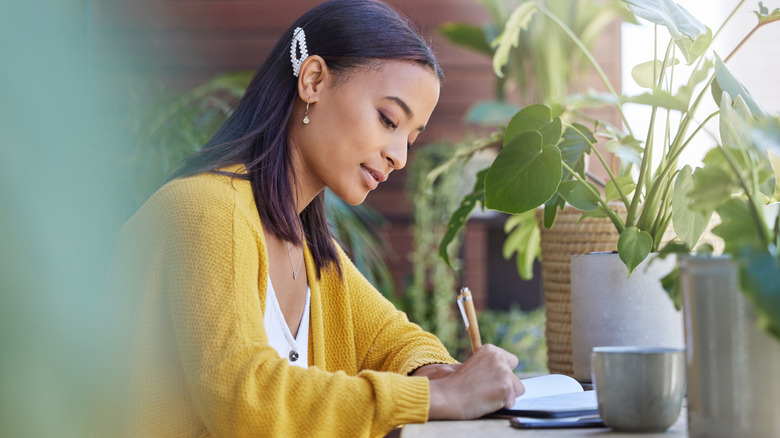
{"left": 672, "top": 165, "right": 713, "bottom": 248}
{"left": 438, "top": 22, "right": 494, "bottom": 56}
{"left": 558, "top": 179, "right": 601, "bottom": 211}
{"left": 439, "top": 168, "right": 488, "bottom": 268}
{"left": 623, "top": 0, "right": 706, "bottom": 39}
{"left": 504, "top": 104, "right": 558, "bottom": 145}
{"left": 485, "top": 131, "right": 562, "bottom": 214}
{"left": 491, "top": 2, "right": 538, "bottom": 77}
{"left": 623, "top": 0, "right": 710, "bottom": 64}
{"left": 618, "top": 226, "right": 653, "bottom": 276}
{"left": 502, "top": 210, "right": 541, "bottom": 280}
{"left": 712, "top": 55, "right": 767, "bottom": 118}
{"left": 631, "top": 59, "right": 680, "bottom": 89}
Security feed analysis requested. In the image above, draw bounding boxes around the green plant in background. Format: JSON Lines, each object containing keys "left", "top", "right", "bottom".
{"left": 439, "top": 0, "right": 634, "bottom": 124}
{"left": 476, "top": 307, "right": 548, "bottom": 371}
{"left": 436, "top": 0, "right": 634, "bottom": 279}
{"left": 444, "top": 0, "right": 780, "bottom": 277}
{"left": 123, "top": 71, "right": 252, "bottom": 209}
{"left": 122, "top": 72, "right": 396, "bottom": 296}
{"left": 402, "top": 143, "right": 470, "bottom": 353}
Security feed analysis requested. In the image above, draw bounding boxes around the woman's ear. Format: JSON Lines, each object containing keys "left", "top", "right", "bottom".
{"left": 297, "top": 55, "right": 327, "bottom": 103}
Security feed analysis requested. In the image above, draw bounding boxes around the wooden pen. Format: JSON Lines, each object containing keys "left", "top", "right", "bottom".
{"left": 457, "top": 287, "right": 482, "bottom": 353}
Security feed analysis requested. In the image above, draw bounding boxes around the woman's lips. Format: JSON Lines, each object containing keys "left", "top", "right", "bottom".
{"left": 361, "top": 165, "right": 387, "bottom": 190}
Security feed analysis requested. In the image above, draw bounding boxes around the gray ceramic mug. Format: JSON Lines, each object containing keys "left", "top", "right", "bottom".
{"left": 591, "top": 346, "right": 686, "bottom": 432}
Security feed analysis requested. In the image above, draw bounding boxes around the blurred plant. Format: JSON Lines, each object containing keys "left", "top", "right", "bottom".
{"left": 121, "top": 71, "right": 395, "bottom": 295}
{"left": 440, "top": 0, "right": 634, "bottom": 124}
{"left": 401, "top": 142, "right": 471, "bottom": 352}
{"left": 663, "top": 96, "right": 780, "bottom": 340}
{"left": 472, "top": 307, "right": 548, "bottom": 371}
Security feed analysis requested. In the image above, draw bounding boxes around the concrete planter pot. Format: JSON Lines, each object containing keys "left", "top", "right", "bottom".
{"left": 680, "top": 256, "right": 780, "bottom": 438}
{"left": 570, "top": 252, "right": 684, "bottom": 382}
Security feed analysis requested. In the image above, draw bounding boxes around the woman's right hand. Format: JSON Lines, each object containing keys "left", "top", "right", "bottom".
{"left": 427, "top": 344, "right": 525, "bottom": 420}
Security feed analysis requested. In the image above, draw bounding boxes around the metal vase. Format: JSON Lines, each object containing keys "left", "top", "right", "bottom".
{"left": 680, "top": 256, "right": 780, "bottom": 438}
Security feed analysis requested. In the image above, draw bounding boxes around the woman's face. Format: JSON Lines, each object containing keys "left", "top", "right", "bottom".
{"left": 289, "top": 60, "right": 441, "bottom": 207}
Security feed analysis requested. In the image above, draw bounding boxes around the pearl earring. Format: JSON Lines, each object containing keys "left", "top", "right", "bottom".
{"left": 303, "top": 99, "right": 310, "bottom": 125}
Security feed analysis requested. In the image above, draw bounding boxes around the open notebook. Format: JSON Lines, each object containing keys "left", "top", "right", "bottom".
{"left": 490, "top": 374, "right": 598, "bottom": 418}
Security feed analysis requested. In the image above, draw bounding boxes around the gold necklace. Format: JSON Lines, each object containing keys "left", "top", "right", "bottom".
{"left": 287, "top": 243, "right": 303, "bottom": 279}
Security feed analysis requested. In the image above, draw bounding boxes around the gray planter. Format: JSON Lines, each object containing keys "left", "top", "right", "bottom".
{"left": 570, "top": 252, "right": 684, "bottom": 382}
{"left": 680, "top": 256, "right": 780, "bottom": 438}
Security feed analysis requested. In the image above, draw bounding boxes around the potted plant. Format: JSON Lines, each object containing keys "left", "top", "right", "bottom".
{"left": 442, "top": 0, "right": 780, "bottom": 380}
{"left": 675, "top": 87, "right": 780, "bottom": 437}
{"left": 436, "top": 0, "right": 636, "bottom": 376}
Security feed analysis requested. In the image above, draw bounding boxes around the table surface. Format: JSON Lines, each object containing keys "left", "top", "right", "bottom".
{"left": 401, "top": 411, "right": 687, "bottom": 438}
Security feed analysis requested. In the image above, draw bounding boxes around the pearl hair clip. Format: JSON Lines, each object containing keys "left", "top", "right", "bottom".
{"left": 290, "top": 27, "right": 309, "bottom": 77}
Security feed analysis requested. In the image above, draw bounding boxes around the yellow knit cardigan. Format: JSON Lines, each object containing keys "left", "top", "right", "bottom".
{"left": 111, "top": 168, "right": 456, "bottom": 438}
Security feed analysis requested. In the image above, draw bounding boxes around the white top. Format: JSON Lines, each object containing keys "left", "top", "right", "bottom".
{"left": 263, "top": 276, "right": 310, "bottom": 368}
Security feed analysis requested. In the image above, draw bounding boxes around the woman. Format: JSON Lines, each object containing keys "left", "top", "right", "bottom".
{"left": 114, "top": 1, "right": 524, "bottom": 436}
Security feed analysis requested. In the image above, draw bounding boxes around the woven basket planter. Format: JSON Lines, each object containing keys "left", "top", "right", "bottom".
{"left": 535, "top": 205, "right": 625, "bottom": 376}
{"left": 536, "top": 204, "right": 722, "bottom": 376}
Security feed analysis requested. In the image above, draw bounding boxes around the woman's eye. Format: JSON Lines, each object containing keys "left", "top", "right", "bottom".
{"left": 379, "top": 113, "right": 397, "bottom": 129}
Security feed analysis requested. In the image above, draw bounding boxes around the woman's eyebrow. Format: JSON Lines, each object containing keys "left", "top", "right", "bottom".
{"left": 383, "top": 96, "right": 426, "bottom": 132}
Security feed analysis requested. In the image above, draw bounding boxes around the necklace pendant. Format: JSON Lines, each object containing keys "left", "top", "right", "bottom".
{"left": 287, "top": 242, "right": 304, "bottom": 280}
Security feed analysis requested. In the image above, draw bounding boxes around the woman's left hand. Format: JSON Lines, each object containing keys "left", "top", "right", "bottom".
{"left": 411, "top": 363, "right": 461, "bottom": 380}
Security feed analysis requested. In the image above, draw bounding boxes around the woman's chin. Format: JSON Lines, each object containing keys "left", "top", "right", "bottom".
{"left": 333, "top": 189, "right": 369, "bottom": 206}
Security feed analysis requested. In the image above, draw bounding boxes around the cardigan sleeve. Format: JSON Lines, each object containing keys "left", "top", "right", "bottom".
{"left": 335, "top": 246, "right": 458, "bottom": 375}
{"left": 149, "top": 178, "right": 431, "bottom": 438}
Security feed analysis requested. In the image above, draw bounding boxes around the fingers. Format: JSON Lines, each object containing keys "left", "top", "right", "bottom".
{"left": 469, "top": 345, "right": 524, "bottom": 411}
{"left": 505, "top": 375, "right": 525, "bottom": 408}
{"left": 473, "top": 344, "right": 519, "bottom": 371}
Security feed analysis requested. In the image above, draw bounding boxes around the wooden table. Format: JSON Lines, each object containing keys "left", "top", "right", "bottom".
{"left": 401, "top": 410, "right": 688, "bottom": 437}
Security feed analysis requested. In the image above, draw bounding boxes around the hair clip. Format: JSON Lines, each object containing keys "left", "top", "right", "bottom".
{"left": 290, "top": 27, "right": 309, "bottom": 77}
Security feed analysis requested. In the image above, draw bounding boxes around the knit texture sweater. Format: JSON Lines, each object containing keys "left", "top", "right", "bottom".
{"left": 111, "top": 168, "right": 456, "bottom": 438}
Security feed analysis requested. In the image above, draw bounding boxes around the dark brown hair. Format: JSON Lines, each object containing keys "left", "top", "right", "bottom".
{"left": 168, "top": 0, "right": 443, "bottom": 278}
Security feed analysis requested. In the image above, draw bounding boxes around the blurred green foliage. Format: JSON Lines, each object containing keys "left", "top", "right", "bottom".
{"left": 401, "top": 143, "right": 468, "bottom": 353}
{"left": 476, "top": 307, "right": 548, "bottom": 372}
{"left": 1, "top": 2, "right": 135, "bottom": 436}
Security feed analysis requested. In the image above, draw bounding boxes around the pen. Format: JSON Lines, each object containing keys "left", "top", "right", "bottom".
{"left": 456, "top": 287, "right": 482, "bottom": 353}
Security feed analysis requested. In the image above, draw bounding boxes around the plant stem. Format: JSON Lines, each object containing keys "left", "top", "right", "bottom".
{"left": 534, "top": 1, "right": 633, "bottom": 137}
{"left": 627, "top": 40, "right": 676, "bottom": 227}
{"left": 426, "top": 134, "right": 501, "bottom": 185}
{"left": 561, "top": 161, "right": 625, "bottom": 233}
{"left": 660, "top": 110, "right": 720, "bottom": 179}
{"left": 565, "top": 122, "right": 631, "bottom": 207}
{"left": 725, "top": 25, "right": 760, "bottom": 63}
